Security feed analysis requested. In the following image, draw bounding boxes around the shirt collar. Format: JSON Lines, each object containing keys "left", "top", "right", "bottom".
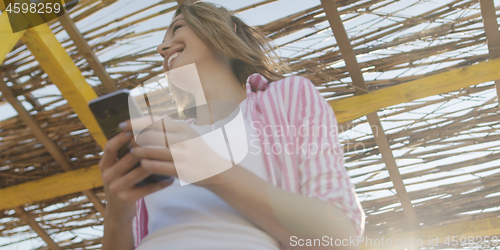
{"left": 245, "top": 73, "right": 269, "bottom": 94}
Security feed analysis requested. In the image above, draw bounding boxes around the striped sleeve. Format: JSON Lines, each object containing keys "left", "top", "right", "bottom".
{"left": 133, "top": 197, "right": 149, "bottom": 247}
{"left": 291, "top": 76, "right": 365, "bottom": 236}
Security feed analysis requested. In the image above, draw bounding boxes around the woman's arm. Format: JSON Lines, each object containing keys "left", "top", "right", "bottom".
{"left": 102, "top": 211, "right": 134, "bottom": 250}
{"left": 204, "top": 165, "right": 359, "bottom": 250}
{"left": 130, "top": 137, "right": 360, "bottom": 250}
{"left": 203, "top": 77, "right": 362, "bottom": 249}
{"left": 130, "top": 136, "right": 360, "bottom": 250}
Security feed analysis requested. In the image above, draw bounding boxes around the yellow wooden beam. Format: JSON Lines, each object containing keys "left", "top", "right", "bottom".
{"left": 331, "top": 56, "right": 500, "bottom": 123}
{"left": 0, "top": 165, "right": 102, "bottom": 211}
{"left": 0, "top": 13, "right": 26, "bottom": 65}
{"left": 21, "top": 24, "right": 107, "bottom": 148}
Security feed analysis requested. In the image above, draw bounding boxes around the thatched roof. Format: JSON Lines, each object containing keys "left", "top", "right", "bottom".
{"left": 1, "top": 0, "right": 500, "bottom": 249}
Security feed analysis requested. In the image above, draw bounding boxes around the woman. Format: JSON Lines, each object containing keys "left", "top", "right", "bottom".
{"left": 99, "top": 2, "right": 365, "bottom": 250}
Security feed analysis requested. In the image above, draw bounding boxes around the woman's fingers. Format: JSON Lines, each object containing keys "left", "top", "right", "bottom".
{"left": 126, "top": 179, "right": 174, "bottom": 202}
{"left": 101, "top": 153, "right": 140, "bottom": 185}
{"left": 140, "top": 158, "right": 177, "bottom": 177}
{"left": 99, "top": 131, "right": 134, "bottom": 171}
{"left": 109, "top": 164, "right": 151, "bottom": 191}
{"left": 99, "top": 119, "right": 181, "bottom": 206}
{"left": 109, "top": 167, "right": 174, "bottom": 203}
{"left": 130, "top": 147, "right": 174, "bottom": 162}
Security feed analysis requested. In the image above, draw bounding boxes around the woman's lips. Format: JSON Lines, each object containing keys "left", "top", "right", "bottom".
{"left": 168, "top": 50, "right": 183, "bottom": 70}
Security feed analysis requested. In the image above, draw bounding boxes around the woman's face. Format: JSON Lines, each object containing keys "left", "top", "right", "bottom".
{"left": 157, "top": 14, "right": 219, "bottom": 73}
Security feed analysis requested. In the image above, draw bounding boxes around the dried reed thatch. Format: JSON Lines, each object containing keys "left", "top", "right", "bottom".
{"left": 1, "top": 0, "right": 500, "bottom": 249}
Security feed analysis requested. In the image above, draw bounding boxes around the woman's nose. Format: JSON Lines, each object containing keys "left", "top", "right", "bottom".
{"left": 156, "top": 43, "right": 170, "bottom": 58}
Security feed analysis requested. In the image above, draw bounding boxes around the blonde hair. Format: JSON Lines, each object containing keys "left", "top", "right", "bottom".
{"left": 168, "top": 1, "right": 290, "bottom": 119}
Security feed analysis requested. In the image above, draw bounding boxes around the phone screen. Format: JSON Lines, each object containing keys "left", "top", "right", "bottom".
{"left": 89, "top": 89, "right": 171, "bottom": 186}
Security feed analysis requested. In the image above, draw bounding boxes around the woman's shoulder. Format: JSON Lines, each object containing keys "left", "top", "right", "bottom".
{"left": 268, "top": 75, "right": 315, "bottom": 90}
{"left": 247, "top": 73, "right": 317, "bottom": 99}
{"left": 246, "top": 74, "right": 324, "bottom": 116}
{"left": 264, "top": 75, "right": 321, "bottom": 105}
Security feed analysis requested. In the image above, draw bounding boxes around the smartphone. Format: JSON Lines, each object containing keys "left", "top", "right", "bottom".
{"left": 88, "top": 89, "right": 172, "bottom": 186}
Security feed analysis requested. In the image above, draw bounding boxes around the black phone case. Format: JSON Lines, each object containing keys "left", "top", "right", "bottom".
{"left": 88, "top": 89, "right": 172, "bottom": 186}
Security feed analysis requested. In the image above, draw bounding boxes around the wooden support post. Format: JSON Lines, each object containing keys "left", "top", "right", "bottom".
{"left": 320, "top": 0, "right": 419, "bottom": 229}
{"left": 58, "top": 14, "right": 117, "bottom": 93}
{"left": 479, "top": 0, "right": 500, "bottom": 105}
{"left": 14, "top": 207, "right": 62, "bottom": 250}
{"left": 0, "top": 79, "right": 105, "bottom": 215}
{"left": 20, "top": 23, "right": 108, "bottom": 148}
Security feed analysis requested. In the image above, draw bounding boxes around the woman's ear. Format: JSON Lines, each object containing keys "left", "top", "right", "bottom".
{"left": 233, "top": 22, "right": 237, "bottom": 32}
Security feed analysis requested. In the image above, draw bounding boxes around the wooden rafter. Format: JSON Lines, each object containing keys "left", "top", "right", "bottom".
{"left": 0, "top": 79, "right": 105, "bottom": 215}
{"left": 0, "top": 79, "right": 79, "bottom": 174}
{"left": 0, "top": 12, "right": 108, "bottom": 218}
{"left": 58, "top": 14, "right": 117, "bottom": 93}
{"left": 0, "top": 165, "right": 101, "bottom": 211}
{"left": 320, "top": 0, "right": 418, "bottom": 228}
{"left": 0, "top": 13, "right": 112, "bottom": 237}
{"left": 20, "top": 23, "right": 107, "bottom": 148}
{"left": 14, "top": 207, "right": 62, "bottom": 250}
{"left": 330, "top": 56, "right": 500, "bottom": 123}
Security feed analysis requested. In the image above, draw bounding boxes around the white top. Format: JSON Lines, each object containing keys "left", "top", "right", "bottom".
{"left": 137, "top": 99, "right": 280, "bottom": 250}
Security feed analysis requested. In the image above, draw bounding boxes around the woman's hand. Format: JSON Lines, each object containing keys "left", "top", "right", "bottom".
{"left": 122, "top": 115, "right": 233, "bottom": 188}
{"left": 100, "top": 129, "right": 174, "bottom": 250}
{"left": 99, "top": 130, "right": 173, "bottom": 222}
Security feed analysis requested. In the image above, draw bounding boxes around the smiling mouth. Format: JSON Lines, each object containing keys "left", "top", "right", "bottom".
{"left": 167, "top": 50, "right": 183, "bottom": 70}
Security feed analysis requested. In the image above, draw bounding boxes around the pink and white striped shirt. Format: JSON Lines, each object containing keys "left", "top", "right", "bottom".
{"left": 134, "top": 74, "right": 365, "bottom": 248}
